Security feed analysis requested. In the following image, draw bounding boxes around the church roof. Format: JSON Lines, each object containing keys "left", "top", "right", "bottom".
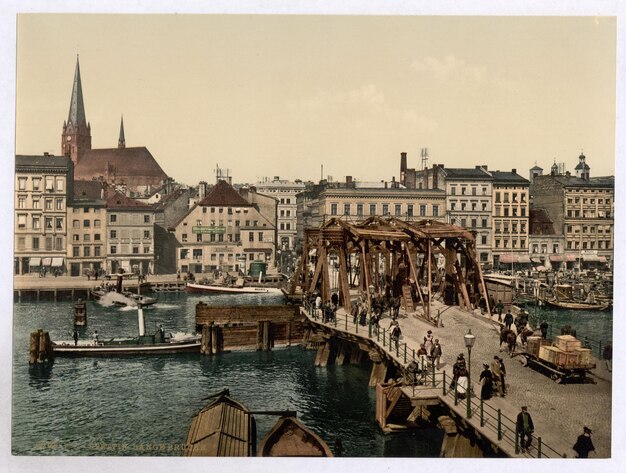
{"left": 75, "top": 146, "right": 168, "bottom": 189}
{"left": 574, "top": 162, "right": 590, "bottom": 170}
{"left": 198, "top": 180, "right": 252, "bottom": 207}
{"left": 73, "top": 180, "right": 104, "bottom": 200}
{"left": 530, "top": 165, "right": 543, "bottom": 171}
{"left": 68, "top": 56, "right": 87, "bottom": 127}
{"left": 104, "top": 186, "right": 152, "bottom": 210}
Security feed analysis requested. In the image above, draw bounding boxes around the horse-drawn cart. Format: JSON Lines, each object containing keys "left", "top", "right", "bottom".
{"left": 516, "top": 335, "right": 596, "bottom": 384}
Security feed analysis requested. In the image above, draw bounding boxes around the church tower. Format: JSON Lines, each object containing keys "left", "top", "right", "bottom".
{"left": 118, "top": 115, "right": 126, "bottom": 149}
{"left": 62, "top": 56, "right": 92, "bottom": 165}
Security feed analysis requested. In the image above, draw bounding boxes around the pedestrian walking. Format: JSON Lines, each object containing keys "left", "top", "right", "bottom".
{"left": 391, "top": 323, "right": 401, "bottom": 351}
{"left": 504, "top": 309, "right": 514, "bottom": 330}
{"left": 498, "top": 356, "right": 507, "bottom": 395}
{"left": 516, "top": 406, "right": 534, "bottom": 453}
{"left": 479, "top": 363, "right": 493, "bottom": 400}
{"left": 573, "top": 426, "right": 595, "bottom": 458}
{"left": 315, "top": 295, "right": 322, "bottom": 319}
{"left": 450, "top": 354, "right": 466, "bottom": 389}
{"left": 73, "top": 329, "right": 79, "bottom": 346}
{"left": 496, "top": 300, "right": 504, "bottom": 323}
{"left": 93, "top": 330, "right": 99, "bottom": 346}
{"left": 431, "top": 339, "right": 442, "bottom": 369}
{"left": 491, "top": 356, "right": 503, "bottom": 396}
{"left": 424, "top": 332, "right": 433, "bottom": 357}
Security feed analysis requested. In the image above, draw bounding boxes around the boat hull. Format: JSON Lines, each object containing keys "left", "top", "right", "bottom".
{"left": 186, "top": 283, "right": 282, "bottom": 294}
{"left": 259, "top": 416, "right": 333, "bottom": 457}
{"left": 52, "top": 340, "right": 200, "bottom": 356}
{"left": 544, "top": 299, "right": 609, "bottom": 311}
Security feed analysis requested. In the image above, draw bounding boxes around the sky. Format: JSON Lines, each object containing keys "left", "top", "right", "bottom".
{"left": 14, "top": 14, "right": 616, "bottom": 186}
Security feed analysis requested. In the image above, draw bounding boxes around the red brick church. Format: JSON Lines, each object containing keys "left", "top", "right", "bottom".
{"left": 62, "top": 57, "right": 169, "bottom": 193}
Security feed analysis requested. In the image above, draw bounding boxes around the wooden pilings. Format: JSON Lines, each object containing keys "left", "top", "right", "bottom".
{"left": 257, "top": 321, "right": 273, "bottom": 351}
{"left": 200, "top": 323, "right": 223, "bottom": 355}
{"left": 29, "top": 329, "right": 54, "bottom": 364}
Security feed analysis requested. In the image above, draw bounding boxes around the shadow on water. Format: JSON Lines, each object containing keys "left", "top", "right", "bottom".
{"left": 28, "top": 362, "right": 54, "bottom": 389}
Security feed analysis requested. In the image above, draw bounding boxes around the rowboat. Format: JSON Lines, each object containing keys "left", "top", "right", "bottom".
{"left": 186, "top": 282, "right": 282, "bottom": 294}
{"left": 258, "top": 416, "right": 333, "bottom": 457}
{"left": 184, "top": 390, "right": 256, "bottom": 456}
{"left": 543, "top": 299, "right": 609, "bottom": 311}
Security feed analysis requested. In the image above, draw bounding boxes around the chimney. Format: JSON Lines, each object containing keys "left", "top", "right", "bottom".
{"left": 432, "top": 164, "right": 438, "bottom": 189}
{"left": 512, "top": 168, "right": 517, "bottom": 174}
{"left": 565, "top": 171, "right": 571, "bottom": 177}
{"left": 400, "top": 152, "right": 407, "bottom": 172}
{"left": 346, "top": 175, "right": 353, "bottom": 186}
{"left": 44, "top": 152, "right": 49, "bottom": 157}
{"left": 198, "top": 181, "right": 208, "bottom": 199}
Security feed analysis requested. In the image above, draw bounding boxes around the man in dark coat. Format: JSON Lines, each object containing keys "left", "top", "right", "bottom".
{"left": 516, "top": 406, "right": 534, "bottom": 453}
{"left": 540, "top": 320, "right": 549, "bottom": 339}
{"left": 479, "top": 363, "right": 493, "bottom": 400}
{"left": 504, "top": 310, "right": 514, "bottom": 330}
{"left": 573, "top": 426, "right": 595, "bottom": 458}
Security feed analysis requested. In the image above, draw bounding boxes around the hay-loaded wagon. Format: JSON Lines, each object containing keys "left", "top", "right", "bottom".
{"left": 517, "top": 335, "right": 595, "bottom": 383}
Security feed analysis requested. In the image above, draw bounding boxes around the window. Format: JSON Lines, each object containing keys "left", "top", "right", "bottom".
{"left": 450, "top": 203, "right": 456, "bottom": 211}
{"left": 461, "top": 218, "right": 467, "bottom": 228}
{"left": 419, "top": 205, "right": 426, "bottom": 217}
{"left": 280, "top": 223, "right": 285, "bottom": 230}
{"left": 143, "top": 246, "right": 151, "bottom": 254}
{"left": 84, "top": 234, "right": 91, "bottom": 242}
{"left": 218, "top": 234, "right": 224, "bottom": 242}
{"left": 32, "top": 237, "right": 39, "bottom": 250}
{"left": 395, "top": 204, "right": 402, "bottom": 216}
{"left": 471, "top": 218, "right": 477, "bottom": 228}
{"left": 471, "top": 203, "right": 477, "bottom": 211}
{"left": 196, "top": 233, "right": 203, "bottom": 242}
{"left": 144, "top": 215, "right": 151, "bottom": 223}
{"left": 182, "top": 233, "right": 188, "bottom": 242}
{"left": 521, "top": 208, "right": 526, "bottom": 217}
{"left": 482, "top": 218, "right": 488, "bottom": 228}
{"left": 84, "top": 247, "right": 91, "bottom": 257}
{"left": 18, "top": 177, "right": 26, "bottom": 190}
{"left": 73, "top": 235, "right": 79, "bottom": 242}
{"left": 356, "top": 204, "right": 363, "bottom": 216}
{"left": 45, "top": 217, "right": 52, "bottom": 229}
{"left": 32, "top": 217, "right": 40, "bottom": 230}
{"left": 461, "top": 203, "right": 466, "bottom": 211}
{"left": 73, "top": 246, "right": 80, "bottom": 257}
{"left": 33, "top": 199, "right": 40, "bottom": 209}
{"left": 56, "top": 199, "right": 63, "bottom": 210}
{"left": 18, "top": 196, "right": 26, "bottom": 209}
{"left": 110, "top": 214, "right": 117, "bottom": 223}
{"left": 369, "top": 204, "right": 376, "bottom": 216}
{"left": 461, "top": 187, "right": 466, "bottom": 195}
{"left": 330, "top": 204, "right": 338, "bottom": 216}
{"left": 382, "top": 204, "right": 389, "bottom": 215}
{"left": 495, "top": 192, "right": 501, "bottom": 203}
{"left": 258, "top": 232, "right": 263, "bottom": 242}
{"left": 249, "top": 233, "right": 254, "bottom": 242}
{"left": 180, "top": 249, "right": 189, "bottom": 259}
{"left": 94, "top": 219, "right": 101, "bottom": 228}
{"left": 55, "top": 178, "right": 64, "bottom": 191}
{"left": 482, "top": 202, "right": 487, "bottom": 211}
{"left": 504, "top": 208, "right": 509, "bottom": 217}
{"left": 481, "top": 235, "right": 487, "bottom": 245}
{"left": 344, "top": 203, "right": 350, "bottom": 216}
{"left": 472, "top": 187, "right": 477, "bottom": 196}
{"left": 45, "top": 177, "right": 54, "bottom": 191}
{"left": 94, "top": 246, "right": 101, "bottom": 257}
{"left": 144, "top": 230, "right": 151, "bottom": 239}
{"left": 32, "top": 178, "right": 40, "bottom": 191}
{"left": 210, "top": 234, "right": 216, "bottom": 242}
{"left": 83, "top": 219, "right": 90, "bottom": 228}
{"left": 132, "top": 246, "right": 139, "bottom": 254}
{"left": 45, "top": 237, "right": 53, "bottom": 251}
{"left": 483, "top": 187, "right": 487, "bottom": 195}
{"left": 450, "top": 187, "right": 456, "bottom": 195}
{"left": 407, "top": 204, "right": 414, "bottom": 217}
{"left": 193, "top": 249, "right": 202, "bottom": 259}
{"left": 45, "top": 199, "right": 52, "bottom": 210}
{"left": 110, "top": 246, "right": 117, "bottom": 254}
{"left": 110, "top": 230, "right": 117, "bottom": 239}
{"left": 432, "top": 205, "right": 439, "bottom": 217}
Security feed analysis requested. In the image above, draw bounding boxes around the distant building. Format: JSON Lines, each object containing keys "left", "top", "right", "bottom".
{"left": 533, "top": 153, "right": 613, "bottom": 267}
{"left": 529, "top": 208, "right": 566, "bottom": 270}
{"left": 61, "top": 57, "right": 168, "bottom": 193}
{"left": 14, "top": 154, "right": 73, "bottom": 275}
{"left": 105, "top": 187, "right": 155, "bottom": 274}
{"left": 67, "top": 180, "right": 107, "bottom": 276}
{"left": 169, "top": 180, "right": 275, "bottom": 275}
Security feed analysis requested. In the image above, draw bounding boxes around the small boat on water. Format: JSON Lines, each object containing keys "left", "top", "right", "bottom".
{"left": 90, "top": 287, "right": 158, "bottom": 307}
{"left": 186, "top": 282, "right": 282, "bottom": 294}
{"left": 543, "top": 299, "right": 609, "bottom": 311}
{"left": 52, "top": 303, "right": 199, "bottom": 356}
{"left": 259, "top": 416, "right": 333, "bottom": 457}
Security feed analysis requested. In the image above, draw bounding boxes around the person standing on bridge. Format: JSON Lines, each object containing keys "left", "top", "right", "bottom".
{"left": 516, "top": 406, "right": 534, "bottom": 453}
{"left": 479, "top": 363, "right": 493, "bottom": 400}
{"left": 573, "top": 426, "right": 595, "bottom": 458}
{"left": 431, "top": 339, "right": 442, "bottom": 369}
{"left": 504, "top": 309, "right": 514, "bottom": 331}
{"left": 315, "top": 294, "right": 322, "bottom": 319}
{"left": 496, "top": 300, "right": 504, "bottom": 323}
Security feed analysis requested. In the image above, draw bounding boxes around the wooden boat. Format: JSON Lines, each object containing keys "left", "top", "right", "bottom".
{"left": 186, "top": 282, "right": 282, "bottom": 294}
{"left": 258, "top": 416, "right": 333, "bottom": 457}
{"left": 52, "top": 303, "right": 199, "bottom": 356}
{"left": 543, "top": 299, "right": 609, "bottom": 311}
{"left": 184, "top": 390, "right": 256, "bottom": 456}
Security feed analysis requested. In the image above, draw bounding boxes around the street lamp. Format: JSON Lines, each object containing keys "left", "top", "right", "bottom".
{"left": 464, "top": 328, "right": 476, "bottom": 418}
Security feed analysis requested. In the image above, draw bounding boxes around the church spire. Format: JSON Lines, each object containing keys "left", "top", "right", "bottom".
{"left": 67, "top": 55, "right": 87, "bottom": 127}
{"left": 118, "top": 115, "right": 126, "bottom": 149}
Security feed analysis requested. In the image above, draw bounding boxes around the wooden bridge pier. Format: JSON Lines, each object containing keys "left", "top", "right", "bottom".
{"left": 29, "top": 329, "right": 54, "bottom": 365}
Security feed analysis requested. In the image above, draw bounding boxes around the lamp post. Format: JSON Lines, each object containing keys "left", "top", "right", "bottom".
{"left": 464, "top": 328, "right": 476, "bottom": 418}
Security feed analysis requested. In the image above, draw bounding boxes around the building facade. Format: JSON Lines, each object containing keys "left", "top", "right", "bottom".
{"left": 491, "top": 170, "right": 530, "bottom": 267}
{"left": 14, "top": 155, "right": 73, "bottom": 275}
{"left": 67, "top": 181, "right": 107, "bottom": 276}
{"left": 170, "top": 180, "right": 275, "bottom": 275}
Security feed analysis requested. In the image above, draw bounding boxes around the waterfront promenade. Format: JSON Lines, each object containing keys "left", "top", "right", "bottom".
{"left": 303, "top": 298, "right": 611, "bottom": 458}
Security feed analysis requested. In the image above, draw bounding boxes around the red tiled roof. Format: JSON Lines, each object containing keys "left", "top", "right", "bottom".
{"left": 199, "top": 180, "right": 252, "bottom": 207}
{"left": 75, "top": 146, "right": 168, "bottom": 188}
{"left": 104, "top": 186, "right": 151, "bottom": 210}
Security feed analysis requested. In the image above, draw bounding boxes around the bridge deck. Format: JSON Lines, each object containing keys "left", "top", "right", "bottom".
{"left": 302, "top": 296, "right": 611, "bottom": 458}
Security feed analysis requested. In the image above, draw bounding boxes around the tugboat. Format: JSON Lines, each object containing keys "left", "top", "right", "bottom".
{"left": 90, "top": 272, "right": 158, "bottom": 307}
{"left": 52, "top": 303, "right": 200, "bottom": 356}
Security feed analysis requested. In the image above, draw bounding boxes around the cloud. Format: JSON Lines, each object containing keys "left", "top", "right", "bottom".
{"left": 410, "top": 55, "right": 487, "bottom": 83}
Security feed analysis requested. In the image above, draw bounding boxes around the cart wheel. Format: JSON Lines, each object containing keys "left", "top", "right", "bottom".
{"left": 550, "top": 373, "right": 559, "bottom": 382}
{"left": 520, "top": 356, "right": 528, "bottom": 367}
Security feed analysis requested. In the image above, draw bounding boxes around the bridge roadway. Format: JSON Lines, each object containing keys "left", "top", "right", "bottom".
{"left": 302, "top": 298, "right": 611, "bottom": 458}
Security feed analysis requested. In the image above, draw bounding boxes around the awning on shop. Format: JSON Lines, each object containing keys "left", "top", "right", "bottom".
{"left": 51, "top": 257, "right": 64, "bottom": 267}
{"left": 549, "top": 255, "right": 565, "bottom": 262}
{"left": 243, "top": 248, "right": 273, "bottom": 253}
{"left": 29, "top": 257, "right": 41, "bottom": 267}
{"left": 582, "top": 254, "right": 601, "bottom": 262}
{"left": 536, "top": 265, "right": 547, "bottom": 271}
{"left": 42, "top": 257, "right": 52, "bottom": 266}
{"left": 499, "top": 254, "right": 517, "bottom": 264}
{"left": 598, "top": 256, "right": 607, "bottom": 263}
{"left": 518, "top": 256, "right": 532, "bottom": 264}
{"left": 565, "top": 254, "right": 578, "bottom": 262}
{"left": 531, "top": 257, "right": 543, "bottom": 263}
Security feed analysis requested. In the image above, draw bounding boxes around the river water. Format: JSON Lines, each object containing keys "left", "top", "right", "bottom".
{"left": 12, "top": 292, "right": 612, "bottom": 457}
